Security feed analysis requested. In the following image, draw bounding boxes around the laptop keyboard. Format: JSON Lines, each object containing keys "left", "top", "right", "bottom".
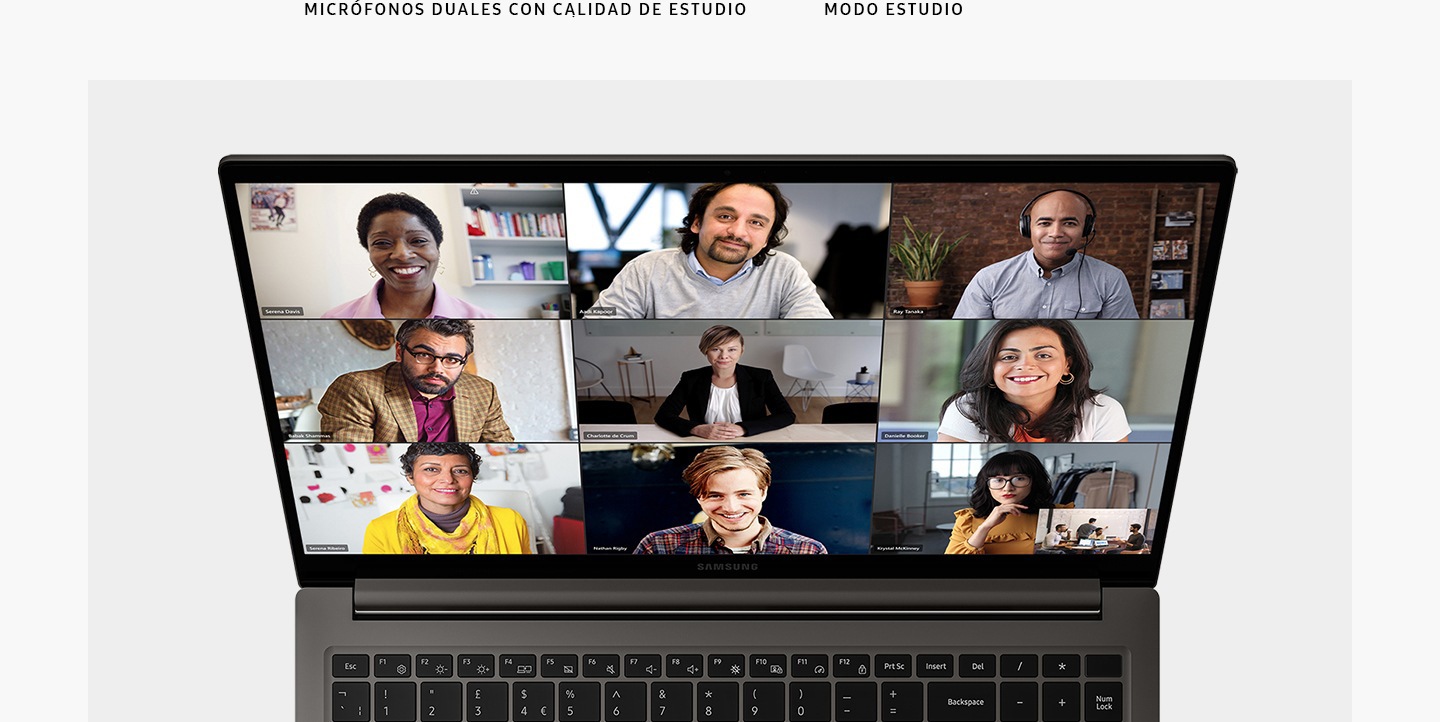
{"left": 330, "top": 651, "right": 1125, "bottom": 722}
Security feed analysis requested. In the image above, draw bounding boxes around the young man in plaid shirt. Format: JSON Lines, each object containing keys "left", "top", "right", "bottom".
{"left": 633, "top": 446, "right": 827, "bottom": 555}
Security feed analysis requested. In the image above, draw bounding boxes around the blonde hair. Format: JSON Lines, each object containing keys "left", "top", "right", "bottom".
{"left": 683, "top": 446, "right": 772, "bottom": 498}
{"left": 698, "top": 325, "right": 744, "bottom": 354}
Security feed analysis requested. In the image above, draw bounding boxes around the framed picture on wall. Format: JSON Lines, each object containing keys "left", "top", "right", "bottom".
{"left": 249, "top": 183, "right": 297, "bottom": 232}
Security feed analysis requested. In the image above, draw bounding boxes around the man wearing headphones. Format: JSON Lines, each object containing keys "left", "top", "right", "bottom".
{"left": 952, "top": 189, "right": 1139, "bottom": 319}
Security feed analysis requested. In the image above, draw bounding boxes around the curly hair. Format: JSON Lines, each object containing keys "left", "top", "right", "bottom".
{"left": 356, "top": 193, "right": 445, "bottom": 249}
{"left": 967, "top": 450, "right": 1055, "bottom": 518}
{"left": 941, "top": 319, "right": 1106, "bottom": 442}
{"left": 399, "top": 443, "right": 483, "bottom": 477}
{"left": 678, "top": 182, "right": 790, "bottom": 267}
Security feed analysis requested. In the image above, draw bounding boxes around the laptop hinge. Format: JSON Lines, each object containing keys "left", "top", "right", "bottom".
{"left": 353, "top": 579, "right": 1102, "bottom": 618}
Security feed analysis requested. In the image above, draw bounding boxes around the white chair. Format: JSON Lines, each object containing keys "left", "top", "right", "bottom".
{"left": 291, "top": 403, "right": 322, "bottom": 433}
{"left": 782, "top": 345, "right": 836, "bottom": 412}
{"left": 289, "top": 384, "right": 329, "bottom": 434}
{"left": 574, "top": 358, "right": 616, "bottom": 401}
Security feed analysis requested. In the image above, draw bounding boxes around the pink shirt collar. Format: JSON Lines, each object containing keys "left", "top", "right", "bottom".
{"left": 322, "top": 280, "right": 495, "bottom": 319}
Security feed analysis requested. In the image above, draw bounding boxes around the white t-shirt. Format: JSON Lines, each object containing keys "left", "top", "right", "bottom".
{"left": 938, "top": 393, "right": 1132, "bottom": 442}
{"left": 1044, "top": 531, "right": 1064, "bottom": 548}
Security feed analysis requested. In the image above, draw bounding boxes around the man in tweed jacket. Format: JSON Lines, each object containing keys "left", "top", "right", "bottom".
{"left": 318, "top": 319, "right": 514, "bottom": 443}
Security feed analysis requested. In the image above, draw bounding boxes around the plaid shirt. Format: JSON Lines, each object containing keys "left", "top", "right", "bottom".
{"left": 633, "top": 517, "right": 827, "bottom": 555}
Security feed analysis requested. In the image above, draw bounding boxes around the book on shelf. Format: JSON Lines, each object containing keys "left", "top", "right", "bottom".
{"left": 1151, "top": 238, "right": 1190, "bottom": 261}
{"left": 470, "top": 210, "right": 568, "bottom": 239}
{"left": 1149, "top": 298, "right": 1186, "bottom": 319}
{"left": 1150, "top": 270, "right": 1185, "bottom": 290}
{"left": 1164, "top": 210, "right": 1196, "bottom": 227}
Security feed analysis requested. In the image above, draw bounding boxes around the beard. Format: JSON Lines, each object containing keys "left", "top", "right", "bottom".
{"left": 703, "top": 234, "right": 754, "bottom": 265}
{"left": 404, "top": 366, "right": 458, "bottom": 397}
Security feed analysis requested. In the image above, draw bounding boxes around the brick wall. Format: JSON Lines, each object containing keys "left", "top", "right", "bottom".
{"left": 886, "top": 182, "right": 1221, "bottom": 317}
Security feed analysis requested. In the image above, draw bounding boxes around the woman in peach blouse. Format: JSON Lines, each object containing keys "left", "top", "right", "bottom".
{"left": 945, "top": 450, "right": 1060, "bottom": 554}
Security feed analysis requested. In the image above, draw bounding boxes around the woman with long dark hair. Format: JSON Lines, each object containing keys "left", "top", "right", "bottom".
{"left": 944, "top": 450, "right": 1059, "bottom": 554}
{"left": 937, "top": 319, "right": 1130, "bottom": 442}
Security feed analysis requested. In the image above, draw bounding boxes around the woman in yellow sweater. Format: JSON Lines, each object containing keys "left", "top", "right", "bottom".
{"left": 945, "top": 450, "right": 1059, "bottom": 554}
{"left": 363, "top": 442, "right": 531, "bottom": 554}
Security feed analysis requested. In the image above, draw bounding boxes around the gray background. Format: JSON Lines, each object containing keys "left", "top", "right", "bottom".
{"left": 83, "top": 80, "right": 1354, "bottom": 722}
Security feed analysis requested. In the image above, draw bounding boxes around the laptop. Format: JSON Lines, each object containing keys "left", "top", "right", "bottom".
{"left": 219, "top": 156, "right": 1236, "bottom": 721}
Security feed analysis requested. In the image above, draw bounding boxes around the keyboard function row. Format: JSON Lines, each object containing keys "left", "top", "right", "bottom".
{"left": 333, "top": 654, "right": 1122, "bottom": 681}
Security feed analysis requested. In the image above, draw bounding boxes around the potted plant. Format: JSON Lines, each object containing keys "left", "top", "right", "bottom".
{"left": 855, "top": 366, "right": 872, "bottom": 383}
{"left": 890, "top": 216, "right": 965, "bottom": 307}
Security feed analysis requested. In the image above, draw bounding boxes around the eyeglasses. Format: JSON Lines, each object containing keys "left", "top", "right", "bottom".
{"left": 401, "top": 345, "right": 468, "bottom": 369}
{"left": 987, "top": 475, "right": 1032, "bottom": 489}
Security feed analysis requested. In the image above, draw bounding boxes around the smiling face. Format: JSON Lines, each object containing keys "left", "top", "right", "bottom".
{"left": 408, "top": 453, "right": 475, "bottom": 515}
{"left": 396, "top": 327, "right": 469, "bottom": 398}
{"left": 704, "top": 336, "right": 745, "bottom": 373}
{"left": 1027, "top": 191, "right": 1090, "bottom": 271}
{"left": 366, "top": 210, "right": 441, "bottom": 295}
{"left": 991, "top": 326, "right": 1070, "bottom": 407}
{"left": 697, "top": 467, "right": 767, "bottom": 536}
{"left": 690, "top": 184, "right": 776, "bottom": 273}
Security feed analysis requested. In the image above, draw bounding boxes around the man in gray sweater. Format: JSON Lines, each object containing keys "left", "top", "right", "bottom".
{"left": 585, "top": 182, "right": 832, "bottom": 319}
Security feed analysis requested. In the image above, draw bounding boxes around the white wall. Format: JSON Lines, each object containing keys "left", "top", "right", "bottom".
{"left": 760, "top": 183, "right": 892, "bottom": 273}
{"left": 570, "top": 320, "right": 884, "bottom": 395}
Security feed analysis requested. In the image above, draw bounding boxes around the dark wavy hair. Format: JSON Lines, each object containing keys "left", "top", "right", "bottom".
{"left": 967, "top": 450, "right": 1055, "bottom": 518}
{"left": 941, "top": 319, "right": 1105, "bottom": 442}
{"left": 678, "top": 182, "right": 790, "bottom": 267}
{"left": 399, "top": 442, "right": 483, "bottom": 477}
{"left": 356, "top": 193, "right": 445, "bottom": 248}
{"left": 396, "top": 318, "right": 475, "bottom": 357}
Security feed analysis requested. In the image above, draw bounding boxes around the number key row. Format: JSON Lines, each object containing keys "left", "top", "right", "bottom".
{"left": 331, "top": 680, "right": 1125, "bottom": 722}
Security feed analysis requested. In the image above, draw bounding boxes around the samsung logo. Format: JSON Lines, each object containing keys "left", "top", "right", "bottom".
{"left": 696, "top": 563, "right": 759, "bottom": 571}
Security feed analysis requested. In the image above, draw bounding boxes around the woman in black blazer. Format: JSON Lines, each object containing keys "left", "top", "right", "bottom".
{"left": 654, "top": 325, "right": 796, "bottom": 440}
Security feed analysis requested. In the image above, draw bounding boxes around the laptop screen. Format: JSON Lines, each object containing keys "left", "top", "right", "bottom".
{"left": 220, "top": 157, "right": 1234, "bottom": 584}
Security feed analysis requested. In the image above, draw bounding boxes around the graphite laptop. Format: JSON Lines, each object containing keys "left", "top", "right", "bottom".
{"left": 219, "top": 156, "right": 1236, "bottom": 721}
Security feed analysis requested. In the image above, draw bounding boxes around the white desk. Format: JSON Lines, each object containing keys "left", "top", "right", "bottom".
{"left": 580, "top": 423, "right": 877, "bottom": 443}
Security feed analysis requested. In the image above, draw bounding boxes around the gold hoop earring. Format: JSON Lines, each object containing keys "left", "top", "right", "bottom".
{"left": 987, "top": 382, "right": 998, "bottom": 388}
{"left": 368, "top": 266, "right": 378, "bottom": 278}
{"left": 1059, "top": 373, "right": 1075, "bottom": 385}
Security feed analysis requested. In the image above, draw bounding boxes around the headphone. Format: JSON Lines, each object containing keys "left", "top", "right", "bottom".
{"left": 1018, "top": 188, "right": 1097, "bottom": 240}
{"left": 1018, "top": 188, "right": 1098, "bottom": 318}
